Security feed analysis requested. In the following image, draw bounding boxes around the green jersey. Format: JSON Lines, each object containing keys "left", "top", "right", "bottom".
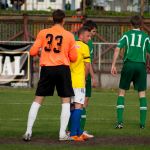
{"left": 87, "top": 39, "right": 94, "bottom": 62}
{"left": 117, "top": 29, "right": 150, "bottom": 63}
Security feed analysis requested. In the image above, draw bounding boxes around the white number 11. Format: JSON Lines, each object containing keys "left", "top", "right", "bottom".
{"left": 130, "top": 33, "right": 142, "bottom": 48}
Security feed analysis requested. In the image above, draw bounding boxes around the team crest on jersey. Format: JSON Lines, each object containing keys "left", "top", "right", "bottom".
{"left": 75, "top": 45, "right": 80, "bottom": 49}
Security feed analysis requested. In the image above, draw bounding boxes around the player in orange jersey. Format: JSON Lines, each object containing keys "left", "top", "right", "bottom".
{"left": 71, "top": 8, "right": 87, "bottom": 33}
{"left": 23, "top": 9, "right": 77, "bottom": 141}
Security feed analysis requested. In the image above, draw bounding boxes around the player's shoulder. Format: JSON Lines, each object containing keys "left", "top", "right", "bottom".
{"left": 76, "top": 40, "right": 86, "bottom": 45}
{"left": 65, "top": 30, "right": 74, "bottom": 37}
{"left": 123, "top": 30, "right": 131, "bottom": 35}
{"left": 140, "top": 30, "right": 149, "bottom": 37}
{"left": 38, "top": 28, "right": 48, "bottom": 35}
{"left": 76, "top": 41, "right": 89, "bottom": 49}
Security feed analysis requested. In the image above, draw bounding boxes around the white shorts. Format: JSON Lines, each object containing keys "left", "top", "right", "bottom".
{"left": 71, "top": 88, "right": 85, "bottom": 104}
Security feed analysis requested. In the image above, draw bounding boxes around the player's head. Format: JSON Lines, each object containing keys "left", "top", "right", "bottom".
{"left": 83, "top": 20, "right": 97, "bottom": 37}
{"left": 78, "top": 26, "right": 91, "bottom": 43}
{"left": 52, "top": 9, "right": 65, "bottom": 25}
{"left": 76, "top": 8, "right": 82, "bottom": 16}
{"left": 130, "top": 15, "right": 142, "bottom": 28}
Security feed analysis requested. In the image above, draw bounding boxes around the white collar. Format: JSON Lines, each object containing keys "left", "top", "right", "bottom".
{"left": 132, "top": 28, "right": 140, "bottom": 31}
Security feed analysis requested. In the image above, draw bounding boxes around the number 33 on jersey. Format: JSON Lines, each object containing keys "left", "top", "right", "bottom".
{"left": 44, "top": 34, "right": 63, "bottom": 53}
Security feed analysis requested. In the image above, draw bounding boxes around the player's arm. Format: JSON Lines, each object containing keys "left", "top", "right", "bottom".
{"left": 111, "top": 47, "right": 120, "bottom": 76}
{"left": 83, "top": 45, "right": 91, "bottom": 79}
{"left": 89, "top": 63, "right": 97, "bottom": 87}
{"left": 30, "top": 31, "right": 43, "bottom": 56}
{"left": 88, "top": 41, "right": 97, "bottom": 86}
{"left": 147, "top": 37, "right": 150, "bottom": 54}
{"left": 68, "top": 34, "right": 78, "bottom": 62}
{"left": 111, "top": 35, "right": 126, "bottom": 76}
{"left": 85, "top": 62, "right": 90, "bottom": 79}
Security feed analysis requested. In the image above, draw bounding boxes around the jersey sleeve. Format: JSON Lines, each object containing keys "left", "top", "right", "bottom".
{"left": 88, "top": 40, "right": 94, "bottom": 61}
{"left": 83, "top": 44, "right": 91, "bottom": 63}
{"left": 68, "top": 34, "right": 77, "bottom": 62}
{"left": 74, "top": 34, "right": 79, "bottom": 41}
{"left": 117, "top": 34, "right": 127, "bottom": 49}
{"left": 146, "top": 36, "right": 150, "bottom": 54}
{"left": 30, "top": 30, "right": 43, "bottom": 56}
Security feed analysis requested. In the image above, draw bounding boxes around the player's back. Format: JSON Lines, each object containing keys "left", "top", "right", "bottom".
{"left": 31, "top": 24, "right": 76, "bottom": 66}
{"left": 119, "top": 29, "right": 149, "bottom": 63}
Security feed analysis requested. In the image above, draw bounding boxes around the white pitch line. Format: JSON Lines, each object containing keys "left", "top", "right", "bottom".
{"left": 0, "top": 118, "right": 115, "bottom": 121}
{"left": 0, "top": 103, "right": 115, "bottom": 106}
{"left": 0, "top": 103, "right": 140, "bottom": 107}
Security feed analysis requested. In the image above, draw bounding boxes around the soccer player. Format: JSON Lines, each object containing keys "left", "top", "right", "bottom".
{"left": 23, "top": 9, "right": 77, "bottom": 141}
{"left": 71, "top": 8, "right": 87, "bottom": 33}
{"left": 111, "top": 15, "right": 150, "bottom": 129}
{"left": 68, "top": 20, "right": 97, "bottom": 138}
{"left": 80, "top": 20, "right": 97, "bottom": 137}
{"left": 69, "top": 26, "right": 91, "bottom": 141}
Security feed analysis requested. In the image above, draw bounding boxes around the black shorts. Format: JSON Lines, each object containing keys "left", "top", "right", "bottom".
{"left": 36, "top": 65, "right": 74, "bottom": 97}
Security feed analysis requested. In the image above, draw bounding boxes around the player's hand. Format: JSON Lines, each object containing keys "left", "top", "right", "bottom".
{"left": 92, "top": 77, "right": 97, "bottom": 88}
{"left": 38, "top": 48, "right": 42, "bottom": 57}
{"left": 111, "top": 66, "right": 117, "bottom": 76}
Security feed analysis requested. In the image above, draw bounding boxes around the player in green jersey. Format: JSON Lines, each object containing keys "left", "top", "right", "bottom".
{"left": 111, "top": 15, "right": 150, "bottom": 129}
{"left": 80, "top": 20, "right": 97, "bottom": 137}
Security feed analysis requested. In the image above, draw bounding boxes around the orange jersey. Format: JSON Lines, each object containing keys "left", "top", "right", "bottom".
{"left": 30, "top": 24, "right": 77, "bottom": 66}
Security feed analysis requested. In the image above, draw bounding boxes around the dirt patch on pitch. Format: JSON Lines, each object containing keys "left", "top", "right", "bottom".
{"left": 0, "top": 136, "right": 150, "bottom": 146}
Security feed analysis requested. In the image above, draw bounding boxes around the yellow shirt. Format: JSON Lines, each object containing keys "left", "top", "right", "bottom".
{"left": 70, "top": 41, "right": 90, "bottom": 88}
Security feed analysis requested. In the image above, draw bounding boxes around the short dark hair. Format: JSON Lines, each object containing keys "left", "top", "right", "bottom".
{"left": 52, "top": 9, "right": 65, "bottom": 24}
{"left": 78, "top": 26, "right": 91, "bottom": 36}
{"left": 76, "top": 8, "right": 82, "bottom": 12}
{"left": 83, "top": 20, "right": 97, "bottom": 31}
{"left": 130, "top": 15, "right": 142, "bottom": 28}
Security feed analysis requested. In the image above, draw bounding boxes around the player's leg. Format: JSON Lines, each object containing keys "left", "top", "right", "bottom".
{"left": 116, "top": 61, "right": 133, "bottom": 128}
{"left": 81, "top": 76, "right": 94, "bottom": 138}
{"left": 116, "top": 89, "right": 125, "bottom": 128}
{"left": 23, "top": 96, "right": 44, "bottom": 141}
{"left": 56, "top": 66, "right": 74, "bottom": 140}
{"left": 81, "top": 98, "right": 88, "bottom": 130}
{"left": 59, "top": 97, "right": 72, "bottom": 140}
{"left": 81, "top": 76, "right": 91, "bottom": 130}
{"left": 138, "top": 91, "right": 147, "bottom": 128}
{"left": 134, "top": 62, "right": 147, "bottom": 128}
{"left": 69, "top": 88, "right": 86, "bottom": 141}
{"left": 23, "top": 66, "right": 55, "bottom": 141}
{"left": 70, "top": 102, "right": 84, "bottom": 141}
{"left": 67, "top": 104, "right": 74, "bottom": 132}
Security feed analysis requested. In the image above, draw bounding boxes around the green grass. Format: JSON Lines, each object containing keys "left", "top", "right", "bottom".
{"left": 1, "top": 88, "right": 150, "bottom": 149}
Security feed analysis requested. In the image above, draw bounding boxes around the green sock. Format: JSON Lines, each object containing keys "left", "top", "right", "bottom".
{"left": 139, "top": 97, "right": 147, "bottom": 127}
{"left": 116, "top": 96, "right": 125, "bottom": 124}
{"left": 80, "top": 108, "right": 86, "bottom": 130}
{"left": 68, "top": 118, "right": 71, "bottom": 131}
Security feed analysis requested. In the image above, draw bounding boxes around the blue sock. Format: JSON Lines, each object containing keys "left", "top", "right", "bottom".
{"left": 70, "top": 109, "right": 82, "bottom": 136}
{"left": 68, "top": 109, "right": 74, "bottom": 131}
{"left": 77, "top": 109, "right": 83, "bottom": 136}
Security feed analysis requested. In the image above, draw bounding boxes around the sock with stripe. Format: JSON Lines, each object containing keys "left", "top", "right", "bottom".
{"left": 116, "top": 96, "right": 125, "bottom": 124}
{"left": 80, "top": 107, "right": 86, "bottom": 130}
{"left": 139, "top": 97, "right": 147, "bottom": 127}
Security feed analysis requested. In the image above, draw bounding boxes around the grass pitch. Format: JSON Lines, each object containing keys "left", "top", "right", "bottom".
{"left": 0, "top": 88, "right": 150, "bottom": 150}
